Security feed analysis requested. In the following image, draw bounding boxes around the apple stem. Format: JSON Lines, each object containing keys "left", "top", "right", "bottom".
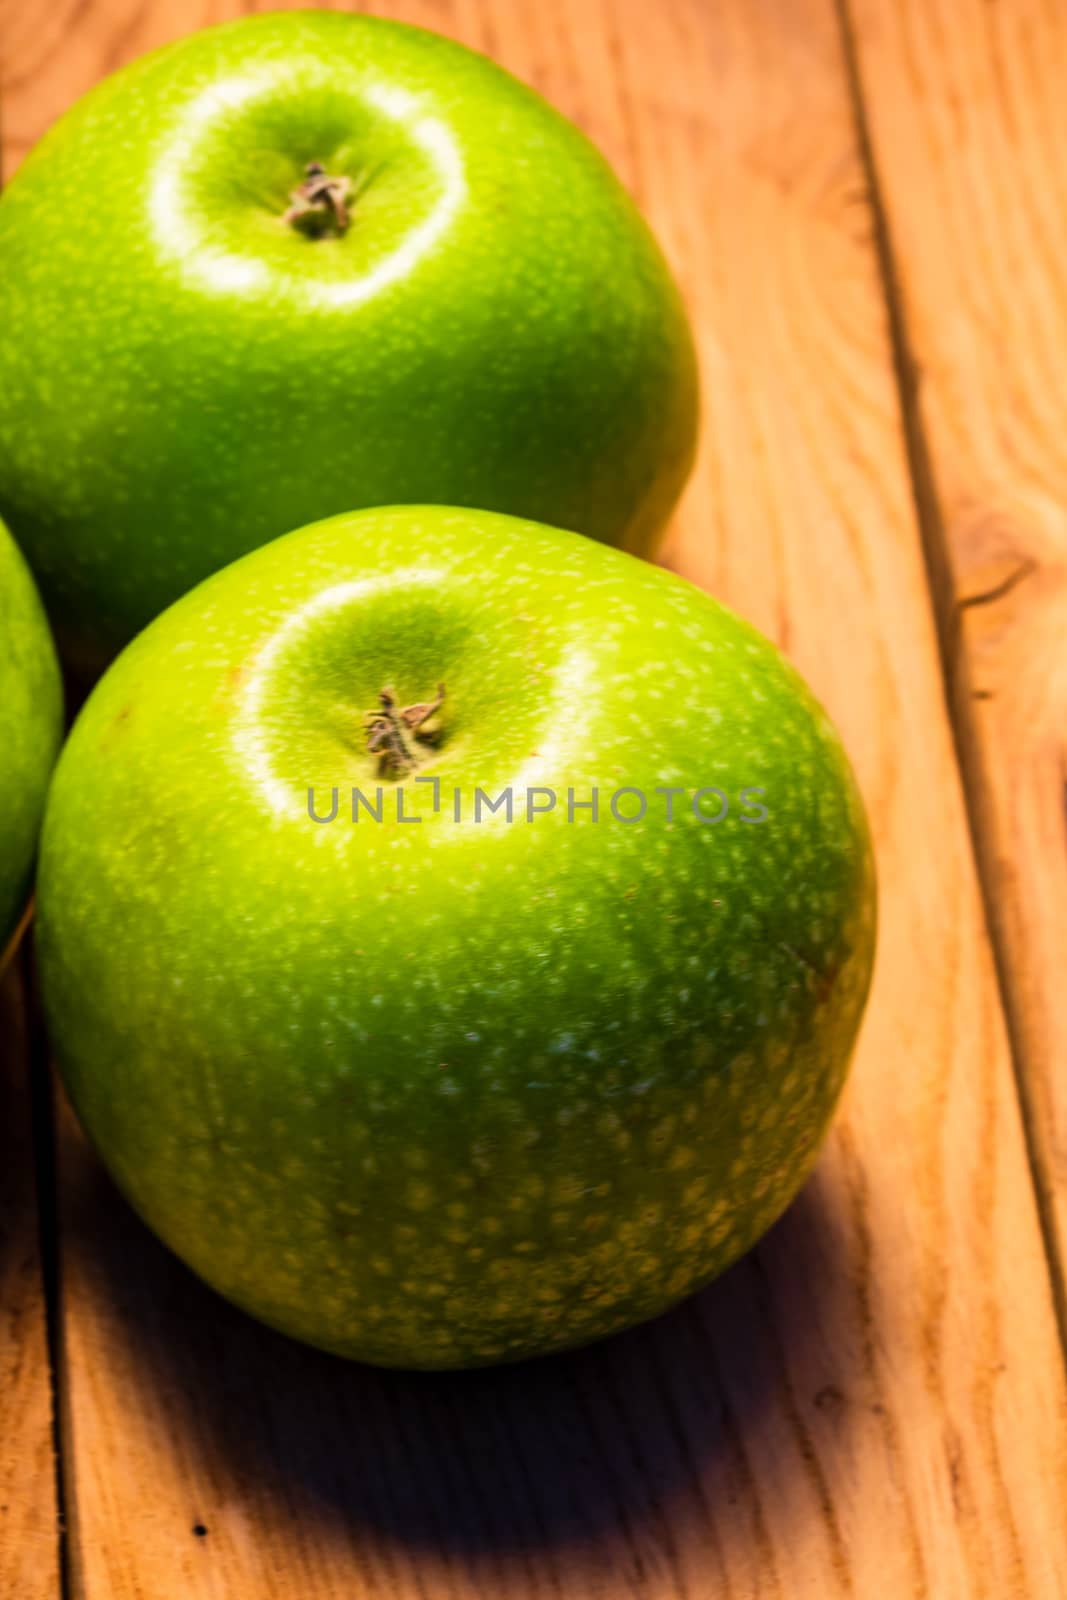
{"left": 364, "top": 684, "right": 446, "bottom": 778}
{"left": 282, "top": 162, "right": 352, "bottom": 235}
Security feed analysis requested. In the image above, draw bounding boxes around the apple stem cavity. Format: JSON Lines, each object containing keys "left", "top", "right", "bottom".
{"left": 283, "top": 162, "right": 352, "bottom": 236}
{"left": 364, "top": 683, "right": 446, "bottom": 778}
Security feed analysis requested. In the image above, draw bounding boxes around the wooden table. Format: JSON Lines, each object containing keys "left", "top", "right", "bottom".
{"left": 2, "top": 2, "right": 1066, "bottom": 1595}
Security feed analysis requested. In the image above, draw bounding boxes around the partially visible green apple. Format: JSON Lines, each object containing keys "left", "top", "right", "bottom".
{"left": 38, "top": 507, "right": 874, "bottom": 1368}
{"left": 0, "top": 518, "right": 63, "bottom": 961}
{"left": 0, "top": 11, "right": 698, "bottom": 671}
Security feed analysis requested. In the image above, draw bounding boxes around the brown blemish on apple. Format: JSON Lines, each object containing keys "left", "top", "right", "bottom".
{"left": 779, "top": 941, "right": 844, "bottom": 1004}
{"left": 211, "top": 662, "right": 248, "bottom": 712}
{"left": 99, "top": 703, "right": 134, "bottom": 752}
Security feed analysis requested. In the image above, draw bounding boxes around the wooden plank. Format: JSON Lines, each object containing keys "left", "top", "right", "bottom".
{"left": 3, "top": 1, "right": 1067, "bottom": 1596}
{"left": 0, "top": 956, "right": 60, "bottom": 1600}
{"left": 845, "top": 0, "right": 1067, "bottom": 1334}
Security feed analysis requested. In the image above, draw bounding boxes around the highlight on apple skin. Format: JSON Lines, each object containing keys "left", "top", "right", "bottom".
{"left": 0, "top": 517, "right": 63, "bottom": 963}
{"left": 36, "top": 506, "right": 876, "bottom": 1369}
{"left": 0, "top": 10, "right": 699, "bottom": 673}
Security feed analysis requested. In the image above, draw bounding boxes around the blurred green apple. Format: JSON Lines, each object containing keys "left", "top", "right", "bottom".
{"left": 38, "top": 507, "right": 875, "bottom": 1368}
{"left": 0, "top": 12, "right": 698, "bottom": 670}
{"left": 0, "top": 518, "right": 63, "bottom": 961}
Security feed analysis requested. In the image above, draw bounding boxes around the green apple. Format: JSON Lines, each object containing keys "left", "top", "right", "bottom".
{"left": 38, "top": 507, "right": 875, "bottom": 1367}
{"left": 0, "top": 12, "right": 698, "bottom": 672}
{"left": 0, "top": 518, "right": 63, "bottom": 962}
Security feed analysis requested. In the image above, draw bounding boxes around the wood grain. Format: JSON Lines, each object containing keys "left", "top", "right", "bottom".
{"left": 2, "top": 1, "right": 1067, "bottom": 1596}
{"left": 0, "top": 956, "right": 60, "bottom": 1599}
{"left": 845, "top": 0, "right": 1067, "bottom": 1338}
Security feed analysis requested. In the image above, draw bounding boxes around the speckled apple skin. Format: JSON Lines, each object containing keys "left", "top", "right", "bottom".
{"left": 0, "top": 10, "right": 698, "bottom": 671}
{"left": 37, "top": 508, "right": 875, "bottom": 1368}
{"left": 0, "top": 518, "right": 63, "bottom": 956}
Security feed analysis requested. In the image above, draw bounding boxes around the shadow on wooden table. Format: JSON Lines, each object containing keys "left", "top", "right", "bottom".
{"left": 58, "top": 1090, "right": 858, "bottom": 1571}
